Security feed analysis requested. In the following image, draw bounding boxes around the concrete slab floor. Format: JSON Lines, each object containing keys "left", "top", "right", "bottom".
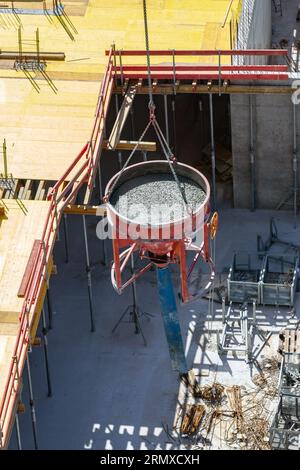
{"left": 8, "top": 208, "right": 300, "bottom": 450}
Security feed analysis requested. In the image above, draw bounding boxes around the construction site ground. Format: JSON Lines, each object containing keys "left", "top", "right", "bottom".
{"left": 7, "top": 207, "right": 300, "bottom": 450}
{"left": 2, "top": 0, "right": 300, "bottom": 452}
{"left": 0, "top": 0, "right": 243, "bottom": 445}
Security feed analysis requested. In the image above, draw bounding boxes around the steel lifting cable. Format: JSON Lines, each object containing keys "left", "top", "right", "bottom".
{"left": 207, "top": 236, "right": 213, "bottom": 338}
{"left": 208, "top": 230, "right": 216, "bottom": 339}
{"left": 152, "top": 118, "right": 191, "bottom": 211}
{"left": 143, "top": 0, "right": 154, "bottom": 113}
{"left": 142, "top": 0, "right": 191, "bottom": 212}
{"left": 104, "top": 120, "right": 152, "bottom": 199}
{"left": 105, "top": 0, "right": 191, "bottom": 215}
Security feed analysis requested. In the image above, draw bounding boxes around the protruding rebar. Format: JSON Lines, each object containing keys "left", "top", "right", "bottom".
{"left": 63, "top": 213, "right": 69, "bottom": 263}
{"left": 250, "top": 94, "right": 256, "bottom": 212}
{"left": 42, "top": 308, "right": 52, "bottom": 397}
{"left": 164, "top": 95, "right": 170, "bottom": 145}
{"left": 82, "top": 215, "right": 95, "bottom": 332}
{"left": 46, "top": 288, "right": 53, "bottom": 330}
{"left": 293, "top": 102, "right": 298, "bottom": 228}
{"left": 2, "top": 139, "right": 7, "bottom": 179}
{"left": 15, "top": 413, "right": 22, "bottom": 450}
{"left": 26, "top": 353, "right": 38, "bottom": 450}
{"left": 209, "top": 93, "right": 216, "bottom": 210}
{"left": 97, "top": 162, "right": 107, "bottom": 266}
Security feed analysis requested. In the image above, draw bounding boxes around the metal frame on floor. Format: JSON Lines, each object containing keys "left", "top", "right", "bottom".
{"left": 270, "top": 353, "right": 300, "bottom": 450}
{"left": 217, "top": 300, "right": 255, "bottom": 362}
{"left": 227, "top": 252, "right": 299, "bottom": 307}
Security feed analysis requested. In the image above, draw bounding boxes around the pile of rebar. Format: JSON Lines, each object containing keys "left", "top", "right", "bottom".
{"left": 225, "top": 385, "right": 272, "bottom": 450}
{"left": 232, "top": 270, "right": 258, "bottom": 282}
{"left": 175, "top": 359, "right": 280, "bottom": 450}
{"left": 264, "top": 271, "right": 294, "bottom": 285}
{"left": 198, "top": 383, "right": 225, "bottom": 403}
{"left": 252, "top": 357, "right": 280, "bottom": 397}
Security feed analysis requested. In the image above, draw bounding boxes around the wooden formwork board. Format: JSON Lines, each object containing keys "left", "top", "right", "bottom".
{"left": 0, "top": 0, "right": 242, "bottom": 183}
{"left": 107, "top": 86, "right": 137, "bottom": 150}
{"left": 0, "top": 199, "right": 54, "bottom": 444}
{"left": 0, "top": 199, "right": 51, "bottom": 321}
{"left": 173, "top": 368, "right": 210, "bottom": 435}
{"left": 0, "top": 79, "right": 99, "bottom": 182}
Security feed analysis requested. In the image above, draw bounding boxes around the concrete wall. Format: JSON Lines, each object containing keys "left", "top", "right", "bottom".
{"left": 236, "top": 0, "right": 272, "bottom": 64}
{"left": 247, "top": 0, "right": 272, "bottom": 50}
{"left": 230, "top": 0, "right": 294, "bottom": 210}
{"left": 231, "top": 93, "right": 299, "bottom": 209}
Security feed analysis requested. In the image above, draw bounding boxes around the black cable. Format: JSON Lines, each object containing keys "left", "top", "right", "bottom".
{"left": 142, "top": 0, "right": 155, "bottom": 112}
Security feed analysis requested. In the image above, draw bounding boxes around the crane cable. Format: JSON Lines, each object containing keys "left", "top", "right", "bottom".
{"left": 104, "top": 0, "right": 191, "bottom": 213}
{"left": 143, "top": 0, "right": 155, "bottom": 115}
{"left": 141, "top": 0, "right": 191, "bottom": 211}
{"left": 142, "top": 1, "right": 174, "bottom": 162}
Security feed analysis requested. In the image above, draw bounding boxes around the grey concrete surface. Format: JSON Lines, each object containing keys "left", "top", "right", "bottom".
{"left": 272, "top": 0, "right": 300, "bottom": 60}
{"left": 8, "top": 207, "right": 300, "bottom": 450}
{"left": 236, "top": 0, "right": 272, "bottom": 64}
{"left": 231, "top": 0, "right": 300, "bottom": 210}
{"left": 231, "top": 93, "right": 299, "bottom": 209}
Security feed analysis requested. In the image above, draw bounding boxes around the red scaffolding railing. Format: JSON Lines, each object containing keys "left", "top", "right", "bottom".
{"left": 106, "top": 48, "right": 289, "bottom": 81}
{"left": 0, "top": 48, "right": 115, "bottom": 450}
{"left": 109, "top": 49, "right": 288, "bottom": 56}
{"left": 0, "top": 46, "right": 290, "bottom": 449}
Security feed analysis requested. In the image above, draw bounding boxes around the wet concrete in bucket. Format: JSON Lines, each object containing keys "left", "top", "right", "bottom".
{"left": 110, "top": 173, "right": 206, "bottom": 225}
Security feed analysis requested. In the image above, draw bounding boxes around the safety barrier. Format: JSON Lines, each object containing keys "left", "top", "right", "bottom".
{"left": 0, "top": 47, "right": 114, "bottom": 449}
{"left": 106, "top": 48, "right": 289, "bottom": 82}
